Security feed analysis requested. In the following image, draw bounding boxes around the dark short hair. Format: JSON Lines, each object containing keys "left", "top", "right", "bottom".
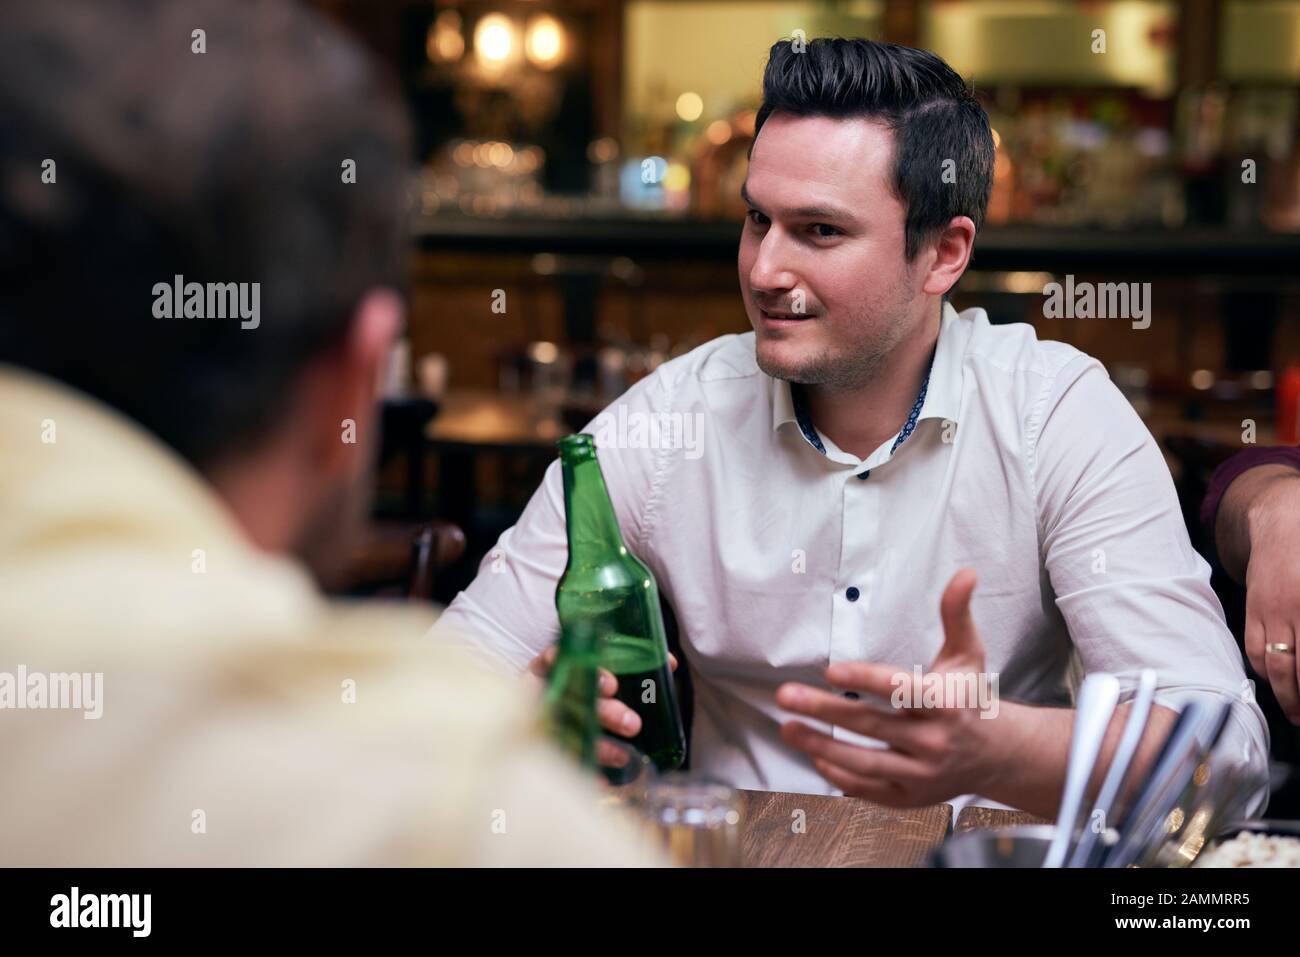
{"left": 0, "top": 0, "right": 410, "bottom": 468}
{"left": 754, "top": 37, "right": 994, "bottom": 261}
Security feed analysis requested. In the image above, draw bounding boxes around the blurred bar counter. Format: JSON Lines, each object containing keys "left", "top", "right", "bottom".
{"left": 407, "top": 213, "right": 1300, "bottom": 414}
{"left": 414, "top": 212, "right": 1300, "bottom": 273}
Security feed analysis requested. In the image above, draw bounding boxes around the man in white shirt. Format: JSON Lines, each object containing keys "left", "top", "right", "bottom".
{"left": 432, "top": 38, "right": 1269, "bottom": 818}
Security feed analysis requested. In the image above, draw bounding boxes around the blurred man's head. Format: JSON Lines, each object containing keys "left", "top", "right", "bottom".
{"left": 739, "top": 38, "right": 994, "bottom": 390}
{"left": 0, "top": 0, "right": 410, "bottom": 581}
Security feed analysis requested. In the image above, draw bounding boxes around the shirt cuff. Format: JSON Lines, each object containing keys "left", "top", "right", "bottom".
{"left": 1200, "top": 445, "right": 1300, "bottom": 533}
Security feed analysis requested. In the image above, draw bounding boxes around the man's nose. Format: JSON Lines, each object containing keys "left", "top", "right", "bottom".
{"left": 748, "top": 230, "right": 798, "bottom": 294}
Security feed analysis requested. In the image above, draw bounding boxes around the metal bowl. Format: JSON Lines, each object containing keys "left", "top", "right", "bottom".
{"left": 931, "top": 825, "right": 1058, "bottom": 868}
{"left": 1137, "top": 756, "right": 1273, "bottom": 868}
{"left": 1214, "top": 818, "right": 1300, "bottom": 838}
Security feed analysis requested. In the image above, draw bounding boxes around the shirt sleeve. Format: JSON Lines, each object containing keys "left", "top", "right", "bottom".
{"left": 1200, "top": 444, "right": 1300, "bottom": 533}
{"left": 428, "top": 367, "right": 676, "bottom": 673}
{"left": 1029, "top": 355, "right": 1271, "bottom": 818}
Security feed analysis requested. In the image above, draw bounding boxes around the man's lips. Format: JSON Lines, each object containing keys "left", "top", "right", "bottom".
{"left": 759, "top": 307, "right": 814, "bottom": 324}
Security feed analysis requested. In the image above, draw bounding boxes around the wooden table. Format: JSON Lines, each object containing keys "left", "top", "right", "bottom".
{"left": 739, "top": 790, "right": 1048, "bottom": 867}
{"left": 425, "top": 389, "right": 565, "bottom": 537}
{"left": 426, "top": 388, "right": 567, "bottom": 451}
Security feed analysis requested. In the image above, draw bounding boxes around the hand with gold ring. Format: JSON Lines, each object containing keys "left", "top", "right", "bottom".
{"left": 1243, "top": 476, "right": 1300, "bottom": 723}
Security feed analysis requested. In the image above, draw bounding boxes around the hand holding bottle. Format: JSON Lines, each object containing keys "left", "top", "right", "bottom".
{"left": 529, "top": 643, "right": 678, "bottom": 745}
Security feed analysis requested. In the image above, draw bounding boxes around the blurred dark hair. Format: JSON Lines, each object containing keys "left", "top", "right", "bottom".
{"left": 0, "top": 0, "right": 411, "bottom": 468}
{"left": 755, "top": 37, "right": 994, "bottom": 261}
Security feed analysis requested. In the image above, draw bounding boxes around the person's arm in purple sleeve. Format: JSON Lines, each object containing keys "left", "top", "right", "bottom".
{"left": 1202, "top": 446, "right": 1300, "bottom": 582}
{"left": 1202, "top": 445, "right": 1300, "bottom": 723}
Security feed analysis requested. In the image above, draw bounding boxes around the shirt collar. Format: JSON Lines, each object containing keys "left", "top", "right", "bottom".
{"left": 920, "top": 300, "right": 965, "bottom": 427}
{"left": 770, "top": 300, "right": 966, "bottom": 451}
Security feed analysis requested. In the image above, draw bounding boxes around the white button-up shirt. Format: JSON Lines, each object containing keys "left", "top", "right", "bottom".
{"left": 431, "top": 303, "right": 1270, "bottom": 814}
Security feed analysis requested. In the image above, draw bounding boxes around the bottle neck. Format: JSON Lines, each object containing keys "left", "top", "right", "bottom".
{"left": 561, "top": 453, "right": 628, "bottom": 565}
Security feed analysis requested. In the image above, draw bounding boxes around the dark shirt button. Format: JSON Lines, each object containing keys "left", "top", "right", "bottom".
{"left": 846, "top": 586, "right": 860, "bottom": 602}
{"left": 843, "top": 691, "right": 860, "bottom": 701}
{"left": 857, "top": 470, "right": 870, "bottom": 480}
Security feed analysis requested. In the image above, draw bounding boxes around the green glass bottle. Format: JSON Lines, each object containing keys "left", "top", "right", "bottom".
{"left": 555, "top": 433, "right": 686, "bottom": 771}
{"left": 542, "top": 617, "right": 600, "bottom": 769}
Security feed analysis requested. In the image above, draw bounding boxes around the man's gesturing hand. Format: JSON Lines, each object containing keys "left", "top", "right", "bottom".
{"left": 776, "top": 568, "right": 1001, "bottom": 806}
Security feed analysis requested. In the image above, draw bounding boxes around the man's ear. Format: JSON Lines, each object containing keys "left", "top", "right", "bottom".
{"left": 921, "top": 216, "right": 976, "bottom": 298}
{"left": 305, "top": 288, "right": 405, "bottom": 473}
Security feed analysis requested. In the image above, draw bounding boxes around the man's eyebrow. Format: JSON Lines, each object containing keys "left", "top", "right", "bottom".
{"left": 740, "top": 181, "right": 856, "bottom": 222}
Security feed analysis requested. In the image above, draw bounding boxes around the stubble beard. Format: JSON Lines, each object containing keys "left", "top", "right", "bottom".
{"left": 755, "top": 310, "right": 906, "bottom": 392}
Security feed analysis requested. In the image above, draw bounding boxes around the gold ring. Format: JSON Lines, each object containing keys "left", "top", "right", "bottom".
{"left": 1265, "top": 642, "right": 1295, "bottom": 655}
